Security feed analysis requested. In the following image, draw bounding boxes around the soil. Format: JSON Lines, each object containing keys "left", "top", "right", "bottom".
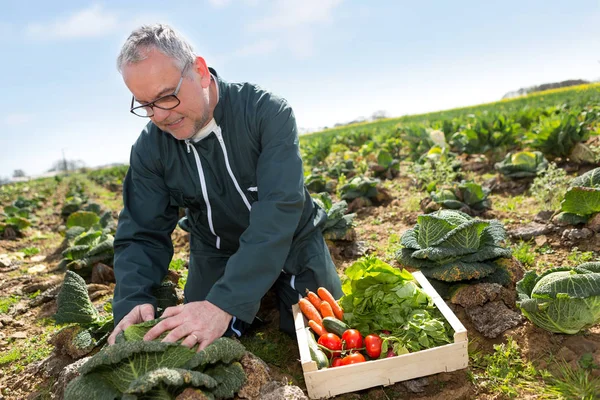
{"left": 1, "top": 173, "right": 599, "bottom": 400}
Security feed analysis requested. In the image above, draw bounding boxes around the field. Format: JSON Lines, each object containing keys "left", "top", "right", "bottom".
{"left": 1, "top": 83, "right": 600, "bottom": 399}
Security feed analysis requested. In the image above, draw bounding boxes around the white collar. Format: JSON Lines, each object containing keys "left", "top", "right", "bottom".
{"left": 191, "top": 73, "right": 219, "bottom": 143}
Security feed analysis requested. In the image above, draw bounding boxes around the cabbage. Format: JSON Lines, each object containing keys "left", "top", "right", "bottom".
{"left": 516, "top": 262, "right": 600, "bottom": 334}
{"left": 494, "top": 151, "right": 548, "bottom": 179}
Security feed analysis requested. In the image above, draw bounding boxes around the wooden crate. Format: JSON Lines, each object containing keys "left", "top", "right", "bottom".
{"left": 292, "top": 271, "right": 468, "bottom": 399}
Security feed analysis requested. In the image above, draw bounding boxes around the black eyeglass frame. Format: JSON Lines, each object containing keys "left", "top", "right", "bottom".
{"left": 129, "top": 63, "right": 190, "bottom": 118}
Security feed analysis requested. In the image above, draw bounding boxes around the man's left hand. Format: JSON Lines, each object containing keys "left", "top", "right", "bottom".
{"left": 143, "top": 301, "right": 232, "bottom": 351}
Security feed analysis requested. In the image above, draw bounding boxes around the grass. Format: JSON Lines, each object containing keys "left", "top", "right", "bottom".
{"left": 566, "top": 247, "right": 597, "bottom": 266}
{"left": 169, "top": 258, "right": 187, "bottom": 272}
{"left": 0, "top": 295, "right": 20, "bottom": 314}
{"left": 511, "top": 240, "right": 536, "bottom": 268}
{"left": 239, "top": 329, "right": 304, "bottom": 384}
{"left": 493, "top": 194, "right": 533, "bottom": 213}
{"left": 22, "top": 246, "right": 40, "bottom": 257}
{"left": 468, "top": 337, "right": 552, "bottom": 398}
{"left": 545, "top": 360, "right": 600, "bottom": 400}
{"left": 0, "top": 348, "right": 21, "bottom": 366}
{"left": 0, "top": 323, "right": 58, "bottom": 375}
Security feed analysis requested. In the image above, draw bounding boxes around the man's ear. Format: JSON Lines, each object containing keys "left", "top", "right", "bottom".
{"left": 194, "top": 56, "right": 211, "bottom": 88}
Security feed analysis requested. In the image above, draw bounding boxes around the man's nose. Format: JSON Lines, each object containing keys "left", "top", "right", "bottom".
{"left": 152, "top": 107, "right": 171, "bottom": 122}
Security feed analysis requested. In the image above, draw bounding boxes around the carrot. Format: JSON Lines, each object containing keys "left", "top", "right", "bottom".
{"left": 298, "top": 298, "right": 323, "bottom": 325}
{"left": 308, "top": 319, "right": 327, "bottom": 337}
{"left": 305, "top": 289, "right": 322, "bottom": 310}
{"left": 317, "top": 287, "right": 344, "bottom": 320}
{"left": 319, "top": 301, "right": 335, "bottom": 318}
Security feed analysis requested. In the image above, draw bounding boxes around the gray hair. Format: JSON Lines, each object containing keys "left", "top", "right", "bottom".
{"left": 116, "top": 23, "right": 196, "bottom": 73}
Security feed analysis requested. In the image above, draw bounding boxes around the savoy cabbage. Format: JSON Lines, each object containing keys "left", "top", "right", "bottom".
{"left": 397, "top": 210, "right": 512, "bottom": 283}
{"left": 64, "top": 322, "right": 247, "bottom": 400}
{"left": 516, "top": 262, "right": 600, "bottom": 334}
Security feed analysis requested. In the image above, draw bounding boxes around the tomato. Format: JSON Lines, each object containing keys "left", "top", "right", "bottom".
{"left": 341, "top": 329, "right": 363, "bottom": 351}
{"left": 340, "top": 352, "right": 366, "bottom": 366}
{"left": 331, "top": 357, "right": 343, "bottom": 367}
{"left": 364, "top": 334, "right": 382, "bottom": 359}
{"left": 317, "top": 333, "right": 342, "bottom": 358}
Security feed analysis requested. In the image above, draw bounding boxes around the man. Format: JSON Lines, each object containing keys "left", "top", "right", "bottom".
{"left": 107, "top": 23, "right": 343, "bottom": 350}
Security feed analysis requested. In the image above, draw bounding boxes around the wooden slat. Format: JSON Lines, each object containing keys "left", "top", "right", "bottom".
{"left": 305, "top": 341, "right": 468, "bottom": 399}
{"left": 292, "top": 304, "right": 318, "bottom": 372}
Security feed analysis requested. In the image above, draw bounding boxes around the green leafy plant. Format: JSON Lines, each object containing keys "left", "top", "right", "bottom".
{"left": 311, "top": 192, "right": 356, "bottom": 241}
{"left": 516, "top": 262, "right": 600, "bottom": 334}
{"left": 449, "top": 114, "right": 522, "bottom": 159}
{"left": 494, "top": 151, "right": 549, "bottom": 179}
{"left": 338, "top": 176, "right": 381, "bottom": 203}
{"left": 407, "top": 155, "right": 460, "bottom": 193}
{"left": 369, "top": 150, "right": 400, "bottom": 180}
{"left": 528, "top": 110, "right": 597, "bottom": 163}
{"left": 58, "top": 231, "right": 114, "bottom": 277}
{"left": 422, "top": 181, "right": 491, "bottom": 215}
{"left": 554, "top": 167, "right": 600, "bottom": 224}
{"left": 529, "top": 162, "right": 570, "bottom": 211}
{"left": 52, "top": 271, "right": 113, "bottom": 359}
{"left": 396, "top": 210, "right": 513, "bottom": 283}
{"left": 65, "top": 320, "right": 247, "bottom": 400}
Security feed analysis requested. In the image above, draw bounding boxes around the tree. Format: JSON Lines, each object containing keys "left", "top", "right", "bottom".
{"left": 47, "top": 159, "right": 86, "bottom": 173}
{"left": 371, "top": 110, "right": 389, "bottom": 120}
{"left": 13, "top": 169, "right": 26, "bottom": 178}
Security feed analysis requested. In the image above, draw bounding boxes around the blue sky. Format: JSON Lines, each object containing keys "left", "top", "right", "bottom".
{"left": 1, "top": 0, "right": 599, "bottom": 179}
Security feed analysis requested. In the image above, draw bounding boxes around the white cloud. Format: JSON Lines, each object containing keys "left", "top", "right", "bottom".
{"left": 247, "top": 0, "right": 343, "bottom": 32}
{"left": 3, "top": 113, "right": 35, "bottom": 126}
{"left": 26, "top": 4, "right": 119, "bottom": 40}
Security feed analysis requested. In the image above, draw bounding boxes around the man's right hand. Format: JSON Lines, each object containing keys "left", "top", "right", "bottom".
{"left": 107, "top": 303, "right": 155, "bottom": 345}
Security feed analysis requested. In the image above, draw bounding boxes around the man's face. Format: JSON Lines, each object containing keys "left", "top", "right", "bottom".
{"left": 122, "top": 49, "right": 212, "bottom": 140}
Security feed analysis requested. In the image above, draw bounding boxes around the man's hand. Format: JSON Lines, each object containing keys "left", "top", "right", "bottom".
{"left": 107, "top": 303, "right": 155, "bottom": 345}
{"left": 143, "top": 301, "right": 232, "bottom": 351}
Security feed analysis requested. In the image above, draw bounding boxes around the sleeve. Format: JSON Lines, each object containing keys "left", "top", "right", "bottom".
{"left": 205, "top": 94, "right": 305, "bottom": 323}
{"left": 112, "top": 136, "right": 179, "bottom": 324}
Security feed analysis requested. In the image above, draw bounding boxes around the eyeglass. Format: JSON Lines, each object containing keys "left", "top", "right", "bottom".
{"left": 129, "top": 63, "right": 189, "bottom": 118}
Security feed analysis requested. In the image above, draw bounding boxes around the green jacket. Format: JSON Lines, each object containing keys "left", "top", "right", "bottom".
{"left": 113, "top": 69, "right": 340, "bottom": 324}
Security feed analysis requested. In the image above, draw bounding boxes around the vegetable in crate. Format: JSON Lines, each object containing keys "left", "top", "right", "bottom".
{"left": 396, "top": 210, "right": 512, "bottom": 284}
{"left": 340, "top": 256, "right": 453, "bottom": 352}
{"left": 516, "top": 262, "right": 600, "bottom": 334}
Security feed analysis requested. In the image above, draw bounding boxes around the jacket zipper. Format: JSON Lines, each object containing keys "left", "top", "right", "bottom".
{"left": 185, "top": 140, "right": 221, "bottom": 249}
{"left": 214, "top": 126, "right": 252, "bottom": 212}
{"left": 184, "top": 129, "right": 253, "bottom": 250}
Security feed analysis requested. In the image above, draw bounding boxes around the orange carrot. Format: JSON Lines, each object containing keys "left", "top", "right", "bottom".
{"left": 319, "top": 301, "right": 335, "bottom": 318}
{"left": 317, "top": 287, "right": 344, "bottom": 320}
{"left": 298, "top": 298, "right": 323, "bottom": 325}
{"left": 305, "top": 290, "right": 322, "bottom": 310}
{"left": 308, "top": 319, "right": 327, "bottom": 337}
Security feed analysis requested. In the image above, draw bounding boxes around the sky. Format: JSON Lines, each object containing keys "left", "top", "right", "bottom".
{"left": 1, "top": 0, "right": 599, "bottom": 179}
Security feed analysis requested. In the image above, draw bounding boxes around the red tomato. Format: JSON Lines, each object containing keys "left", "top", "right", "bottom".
{"left": 331, "top": 357, "right": 343, "bottom": 367}
{"left": 341, "top": 329, "right": 363, "bottom": 351}
{"left": 317, "top": 333, "right": 342, "bottom": 358}
{"left": 364, "top": 334, "right": 383, "bottom": 359}
{"left": 340, "top": 352, "right": 366, "bottom": 366}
